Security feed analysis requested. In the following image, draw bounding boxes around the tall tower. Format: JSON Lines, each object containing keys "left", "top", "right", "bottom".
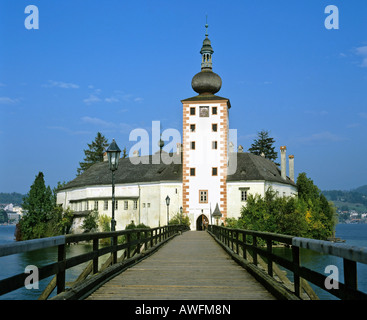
{"left": 181, "top": 23, "right": 231, "bottom": 229}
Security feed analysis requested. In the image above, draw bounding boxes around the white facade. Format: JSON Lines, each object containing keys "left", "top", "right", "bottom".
{"left": 182, "top": 99, "right": 230, "bottom": 230}
{"left": 57, "top": 182, "right": 182, "bottom": 233}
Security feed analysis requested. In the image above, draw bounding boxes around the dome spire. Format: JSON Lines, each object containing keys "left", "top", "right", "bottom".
{"left": 200, "top": 18, "right": 214, "bottom": 70}
{"left": 191, "top": 19, "right": 222, "bottom": 95}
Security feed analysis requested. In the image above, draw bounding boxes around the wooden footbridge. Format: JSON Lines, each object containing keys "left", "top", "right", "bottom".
{"left": 1, "top": 224, "right": 367, "bottom": 300}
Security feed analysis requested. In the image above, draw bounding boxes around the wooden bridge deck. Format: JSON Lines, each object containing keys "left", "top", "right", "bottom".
{"left": 86, "top": 231, "right": 275, "bottom": 300}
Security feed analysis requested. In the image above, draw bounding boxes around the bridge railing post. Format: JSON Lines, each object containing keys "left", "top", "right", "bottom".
{"left": 93, "top": 238, "right": 99, "bottom": 274}
{"left": 267, "top": 238, "right": 273, "bottom": 277}
{"left": 57, "top": 243, "right": 66, "bottom": 294}
{"left": 344, "top": 258, "right": 357, "bottom": 300}
{"left": 253, "top": 235, "right": 257, "bottom": 266}
{"left": 292, "top": 245, "right": 300, "bottom": 297}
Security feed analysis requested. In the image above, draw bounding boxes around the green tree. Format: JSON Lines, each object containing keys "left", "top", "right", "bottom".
{"left": 168, "top": 212, "right": 191, "bottom": 227}
{"left": 0, "top": 209, "right": 8, "bottom": 224}
{"left": 82, "top": 209, "right": 99, "bottom": 232}
{"left": 20, "top": 172, "right": 56, "bottom": 240}
{"left": 77, "top": 132, "right": 109, "bottom": 175}
{"left": 248, "top": 130, "right": 279, "bottom": 165}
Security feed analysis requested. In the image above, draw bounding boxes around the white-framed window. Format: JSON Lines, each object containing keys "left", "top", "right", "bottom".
{"left": 94, "top": 201, "right": 98, "bottom": 210}
{"left": 240, "top": 188, "right": 250, "bottom": 202}
{"left": 199, "top": 190, "right": 208, "bottom": 203}
{"left": 124, "top": 201, "right": 128, "bottom": 210}
{"left": 133, "top": 200, "right": 138, "bottom": 210}
{"left": 104, "top": 200, "right": 108, "bottom": 210}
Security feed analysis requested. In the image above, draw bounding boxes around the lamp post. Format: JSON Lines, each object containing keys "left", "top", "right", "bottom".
{"left": 180, "top": 206, "right": 183, "bottom": 225}
{"left": 106, "top": 139, "right": 121, "bottom": 231}
{"left": 165, "top": 195, "right": 170, "bottom": 225}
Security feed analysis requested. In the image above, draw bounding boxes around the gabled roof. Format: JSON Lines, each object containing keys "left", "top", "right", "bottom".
{"left": 227, "top": 152, "right": 296, "bottom": 186}
{"left": 58, "top": 152, "right": 295, "bottom": 191}
{"left": 59, "top": 153, "right": 182, "bottom": 190}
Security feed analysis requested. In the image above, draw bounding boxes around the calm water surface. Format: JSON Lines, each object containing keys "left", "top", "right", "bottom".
{"left": 1, "top": 224, "right": 367, "bottom": 300}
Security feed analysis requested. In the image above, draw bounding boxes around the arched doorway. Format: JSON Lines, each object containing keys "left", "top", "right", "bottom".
{"left": 196, "top": 214, "right": 209, "bottom": 231}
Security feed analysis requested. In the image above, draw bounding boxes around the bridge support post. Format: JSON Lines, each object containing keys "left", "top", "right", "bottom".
{"left": 344, "top": 258, "right": 357, "bottom": 300}
{"left": 292, "top": 245, "right": 300, "bottom": 297}
{"left": 57, "top": 244, "right": 66, "bottom": 294}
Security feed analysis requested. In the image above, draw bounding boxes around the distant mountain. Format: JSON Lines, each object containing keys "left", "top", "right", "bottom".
{"left": 0, "top": 192, "right": 25, "bottom": 206}
{"left": 353, "top": 185, "right": 367, "bottom": 196}
{"left": 322, "top": 185, "right": 367, "bottom": 213}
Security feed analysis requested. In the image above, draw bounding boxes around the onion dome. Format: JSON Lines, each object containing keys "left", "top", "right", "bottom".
{"left": 191, "top": 22, "right": 222, "bottom": 95}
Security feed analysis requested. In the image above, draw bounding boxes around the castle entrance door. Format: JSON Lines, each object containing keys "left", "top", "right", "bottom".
{"left": 196, "top": 214, "right": 209, "bottom": 231}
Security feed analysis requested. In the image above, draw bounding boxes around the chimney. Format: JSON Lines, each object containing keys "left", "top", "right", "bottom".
{"left": 103, "top": 152, "right": 108, "bottom": 162}
{"left": 176, "top": 143, "right": 182, "bottom": 155}
{"left": 280, "top": 146, "right": 287, "bottom": 180}
{"left": 289, "top": 155, "right": 294, "bottom": 181}
{"left": 238, "top": 145, "right": 243, "bottom": 153}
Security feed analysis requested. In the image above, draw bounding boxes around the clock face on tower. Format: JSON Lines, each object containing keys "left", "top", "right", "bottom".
{"left": 199, "top": 106, "right": 209, "bottom": 117}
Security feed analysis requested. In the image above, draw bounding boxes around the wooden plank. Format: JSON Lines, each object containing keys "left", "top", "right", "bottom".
{"left": 86, "top": 231, "right": 275, "bottom": 300}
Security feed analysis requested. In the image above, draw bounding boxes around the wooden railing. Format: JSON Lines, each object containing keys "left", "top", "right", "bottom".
{"left": 0, "top": 224, "right": 189, "bottom": 300}
{"left": 208, "top": 225, "right": 367, "bottom": 300}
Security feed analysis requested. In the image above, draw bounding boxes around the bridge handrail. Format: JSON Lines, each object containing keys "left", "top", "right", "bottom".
{"left": 208, "top": 225, "right": 367, "bottom": 300}
{"left": 292, "top": 237, "right": 367, "bottom": 264}
{"left": 0, "top": 235, "right": 65, "bottom": 258}
{"left": 0, "top": 224, "right": 189, "bottom": 299}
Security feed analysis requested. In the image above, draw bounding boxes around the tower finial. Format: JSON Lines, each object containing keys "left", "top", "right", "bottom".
{"left": 205, "top": 15, "right": 208, "bottom": 36}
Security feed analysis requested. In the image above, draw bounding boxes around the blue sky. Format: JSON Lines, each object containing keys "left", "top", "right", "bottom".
{"left": 0, "top": 0, "right": 367, "bottom": 194}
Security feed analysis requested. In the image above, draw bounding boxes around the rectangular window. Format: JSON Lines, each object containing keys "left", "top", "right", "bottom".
{"left": 190, "top": 124, "right": 196, "bottom": 132}
{"left": 190, "top": 107, "right": 195, "bottom": 115}
{"left": 147, "top": 203, "right": 151, "bottom": 208}
{"left": 190, "top": 141, "right": 196, "bottom": 150}
{"left": 212, "top": 141, "right": 218, "bottom": 149}
{"left": 212, "top": 107, "right": 217, "bottom": 115}
{"left": 94, "top": 201, "right": 98, "bottom": 210}
{"left": 212, "top": 167, "right": 218, "bottom": 176}
{"left": 133, "top": 200, "right": 138, "bottom": 210}
{"left": 85, "top": 201, "right": 89, "bottom": 211}
{"left": 143, "top": 203, "right": 146, "bottom": 208}
{"left": 241, "top": 190, "right": 247, "bottom": 202}
{"left": 199, "top": 190, "right": 208, "bottom": 203}
{"left": 190, "top": 168, "right": 196, "bottom": 176}
{"left": 124, "top": 201, "right": 128, "bottom": 210}
{"left": 104, "top": 200, "right": 108, "bottom": 210}
{"left": 212, "top": 124, "right": 217, "bottom": 132}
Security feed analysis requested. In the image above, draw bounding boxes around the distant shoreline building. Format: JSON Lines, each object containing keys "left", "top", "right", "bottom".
{"left": 57, "top": 25, "right": 297, "bottom": 232}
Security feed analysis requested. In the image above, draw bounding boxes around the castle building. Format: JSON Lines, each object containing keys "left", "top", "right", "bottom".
{"left": 57, "top": 25, "right": 297, "bottom": 232}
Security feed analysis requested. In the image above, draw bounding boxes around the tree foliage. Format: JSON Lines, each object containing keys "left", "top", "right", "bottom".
{"left": 248, "top": 130, "right": 279, "bottom": 165}
{"left": 227, "top": 172, "right": 337, "bottom": 240}
{"left": 17, "top": 172, "right": 74, "bottom": 240}
{"left": 77, "top": 132, "right": 109, "bottom": 175}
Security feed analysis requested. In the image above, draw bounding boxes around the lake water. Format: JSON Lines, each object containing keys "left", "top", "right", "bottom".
{"left": 1, "top": 224, "right": 367, "bottom": 300}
